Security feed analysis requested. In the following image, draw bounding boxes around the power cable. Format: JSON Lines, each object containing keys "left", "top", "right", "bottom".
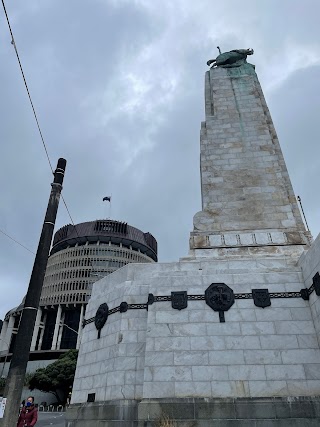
{"left": 61, "top": 195, "right": 81, "bottom": 240}
{"left": 1, "top": 0, "right": 81, "bottom": 241}
{"left": 0, "top": 229, "right": 35, "bottom": 254}
{"left": 1, "top": 0, "right": 54, "bottom": 173}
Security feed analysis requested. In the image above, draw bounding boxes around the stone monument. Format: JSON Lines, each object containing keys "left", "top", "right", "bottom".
{"left": 66, "top": 50, "right": 320, "bottom": 426}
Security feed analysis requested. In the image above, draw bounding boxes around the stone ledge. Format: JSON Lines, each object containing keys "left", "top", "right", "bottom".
{"left": 190, "top": 230, "right": 310, "bottom": 250}
{"left": 66, "top": 397, "right": 320, "bottom": 427}
{"left": 138, "top": 396, "right": 320, "bottom": 420}
{"left": 66, "top": 400, "right": 139, "bottom": 423}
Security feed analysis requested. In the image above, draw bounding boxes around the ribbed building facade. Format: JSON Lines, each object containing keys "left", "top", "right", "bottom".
{"left": 0, "top": 220, "right": 157, "bottom": 360}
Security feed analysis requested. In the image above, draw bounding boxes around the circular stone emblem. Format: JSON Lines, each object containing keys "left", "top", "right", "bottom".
{"left": 94, "top": 303, "right": 109, "bottom": 337}
{"left": 205, "top": 283, "right": 234, "bottom": 312}
{"left": 119, "top": 301, "right": 128, "bottom": 313}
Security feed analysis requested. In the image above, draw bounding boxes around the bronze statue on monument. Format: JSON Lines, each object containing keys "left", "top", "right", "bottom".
{"left": 207, "top": 47, "right": 254, "bottom": 68}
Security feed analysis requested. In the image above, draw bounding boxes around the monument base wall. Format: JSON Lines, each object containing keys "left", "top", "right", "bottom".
{"left": 71, "top": 247, "right": 320, "bottom": 405}
{"left": 68, "top": 238, "right": 320, "bottom": 425}
{"left": 66, "top": 396, "right": 320, "bottom": 426}
{"left": 299, "top": 233, "right": 320, "bottom": 344}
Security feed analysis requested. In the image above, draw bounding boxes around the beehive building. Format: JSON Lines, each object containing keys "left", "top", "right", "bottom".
{"left": 0, "top": 219, "right": 157, "bottom": 362}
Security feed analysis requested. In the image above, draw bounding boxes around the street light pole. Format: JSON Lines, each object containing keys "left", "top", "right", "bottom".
{"left": 1, "top": 158, "right": 66, "bottom": 427}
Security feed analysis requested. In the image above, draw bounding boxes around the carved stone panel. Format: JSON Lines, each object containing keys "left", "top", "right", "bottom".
{"left": 205, "top": 283, "right": 234, "bottom": 312}
{"left": 171, "top": 291, "right": 188, "bottom": 310}
{"left": 147, "top": 293, "right": 155, "bottom": 305}
{"left": 300, "top": 288, "right": 310, "bottom": 301}
{"left": 94, "top": 303, "right": 109, "bottom": 338}
{"left": 120, "top": 302, "right": 128, "bottom": 313}
{"left": 252, "top": 289, "right": 271, "bottom": 308}
{"left": 313, "top": 272, "right": 320, "bottom": 296}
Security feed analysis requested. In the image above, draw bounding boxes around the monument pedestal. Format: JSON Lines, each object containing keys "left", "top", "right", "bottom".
{"left": 67, "top": 236, "right": 320, "bottom": 425}
{"left": 67, "top": 52, "right": 320, "bottom": 426}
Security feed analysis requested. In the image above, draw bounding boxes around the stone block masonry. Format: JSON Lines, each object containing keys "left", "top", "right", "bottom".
{"left": 67, "top": 397, "right": 320, "bottom": 426}
{"left": 192, "top": 63, "right": 311, "bottom": 250}
{"left": 66, "top": 252, "right": 320, "bottom": 426}
{"left": 66, "top": 57, "right": 320, "bottom": 426}
{"left": 299, "top": 233, "right": 320, "bottom": 345}
{"left": 71, "top": 257, "right": 320, "bottom": 404}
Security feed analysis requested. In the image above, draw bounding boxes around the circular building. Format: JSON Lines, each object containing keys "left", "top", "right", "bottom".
{"left": 0, "top": 220, "right": 157, "bottom": 360}
{"left": 41, "top": 219, "right": 157, "bottom": 307}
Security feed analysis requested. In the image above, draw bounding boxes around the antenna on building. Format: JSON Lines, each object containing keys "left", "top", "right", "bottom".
{"left": 103, "top": 195, "right": 112, "bottom": 219}
{"left": 297, "top": 195, "right": 310, "bottom": 232}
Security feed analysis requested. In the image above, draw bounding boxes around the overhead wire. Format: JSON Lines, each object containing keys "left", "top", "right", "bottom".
{"left": 1, "top": 0, "right": 81, "bottom": 241}
{"left": 1, "top": 0, "right": 54, "bottom": 173}
{"left": 60, "top": 194, "right": 81, "bottom": 240}
{"left": 0, "top": 229, "right": 35, "bottom": 254}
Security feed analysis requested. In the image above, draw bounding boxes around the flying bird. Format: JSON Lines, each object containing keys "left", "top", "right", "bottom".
{"left": 103, "top": 196, "right": 111, "bottom": 202}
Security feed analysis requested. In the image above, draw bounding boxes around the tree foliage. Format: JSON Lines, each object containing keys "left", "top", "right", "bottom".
{"left": 28, "top": 349, "right": 78, "bottom": 403}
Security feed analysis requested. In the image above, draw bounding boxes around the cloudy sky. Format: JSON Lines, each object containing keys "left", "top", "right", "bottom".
{"left": 1, "top": 0, "right": 320, "bottom": 319}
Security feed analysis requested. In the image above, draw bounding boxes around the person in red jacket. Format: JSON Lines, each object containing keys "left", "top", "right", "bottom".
{"left": 17, "top": 396, "right": 38, "bottom": 427}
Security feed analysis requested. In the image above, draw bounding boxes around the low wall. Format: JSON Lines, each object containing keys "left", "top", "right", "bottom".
{"left": 299, "top": 233, "right": 320, "bottom": 344}
{"left": 69, "top": 244, "right": 320, "bottom": 425}
{"left": 66, "top": 396, "right": 320, "bottom": 426}
{"left": 72, "top": 259, "right": 320, "bottom": 403}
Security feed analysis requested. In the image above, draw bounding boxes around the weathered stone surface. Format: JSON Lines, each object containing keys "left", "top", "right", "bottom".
{"left": 66, "top": 397, "right": 320, "bottom": 426}
{"left": 299, "top": 233, "right": 320, "bottom": 344}
{"left": 190, "top": 65, "right": 310, "bottom": 252}
{"left": 68, "top": 59, "right": 320, "bottom": 427}
{"left": 71, "top": 257, "right": 320, "bottom": 404}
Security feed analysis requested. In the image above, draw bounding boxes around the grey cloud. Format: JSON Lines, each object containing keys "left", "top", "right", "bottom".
{"left": 1, "top": 0, "right": 320, "bottom": 318}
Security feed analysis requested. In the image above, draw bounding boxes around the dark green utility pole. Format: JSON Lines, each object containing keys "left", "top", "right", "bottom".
{"left": 1, "top": 158, "right": 66, "bottom": 427}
